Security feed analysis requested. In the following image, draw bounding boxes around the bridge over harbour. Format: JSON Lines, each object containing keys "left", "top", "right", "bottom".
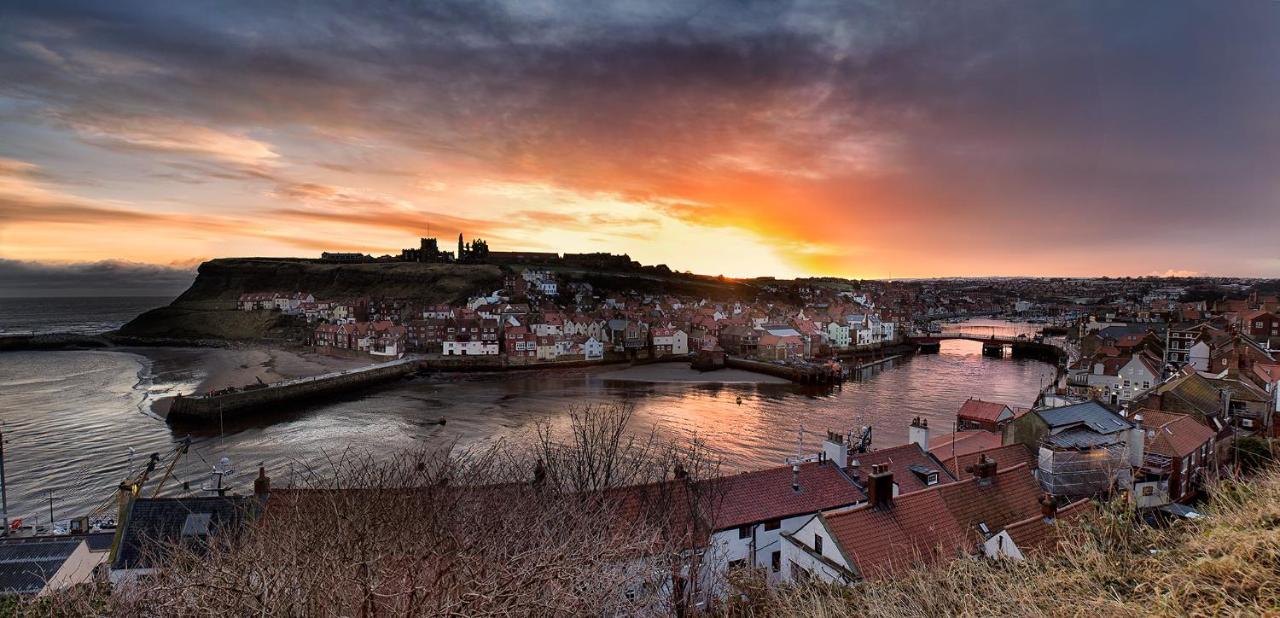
{"left": 909, "top": 324, "right": 1068, "bottom": 364}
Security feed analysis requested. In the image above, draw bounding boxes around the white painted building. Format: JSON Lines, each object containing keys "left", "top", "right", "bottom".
{"left": 442, "top": 340, "right": 499, "bottom": 356}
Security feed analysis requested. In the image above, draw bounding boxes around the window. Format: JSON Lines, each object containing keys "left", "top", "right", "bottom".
{"left": 926, "top": 472, "right": 939, "bottom": 486}
{"left": 771, "top": 551, "right": 782, "bottom": 572}
{"left": 738, "top": 525, "right": 751, "bottom": 540}
{"left": 764, "top": 519, "right": 781, "bottom": 531}
{"left": 790, "top": 561, "right": 810, "bottom": 582}
{"left": 814, "top": 534, "right": 824, "bottom": 555}
{"left": 728, "top": 559, "right": 746, "bottom": 571}
{"left": 181, "top": 513, "right": 213, "bottom": 539}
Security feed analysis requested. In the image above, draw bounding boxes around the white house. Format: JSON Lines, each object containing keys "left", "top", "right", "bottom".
{"left": 442, "top": 340, "right": 499, "bottom": 356}
{"left": 1188, "top": 340, "right": 1212, "bottom": 372}
{"left": 652, "top": 328, "right": 689, "bottom": 356}
{"left": 584, "top": 337, "right": 605, "bottom": 361}
{"left": 1116, "top": 354, "right": 1161, "bottom": 401}
{"left": 826, "top": 322, "right": 851, "bottom": 349}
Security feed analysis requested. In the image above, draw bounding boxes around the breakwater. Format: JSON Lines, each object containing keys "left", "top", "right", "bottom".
{"left": 166, "top": 359, "right": 417, "bottom": 423}
{"left": 725, "top": 357, "right": 843, "bottom": 384}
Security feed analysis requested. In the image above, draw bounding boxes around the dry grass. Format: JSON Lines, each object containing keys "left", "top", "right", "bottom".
{"left": 18, "top": 415, "right": 1280, "bottom": 616}
{"left": 728, "top": 469, "right": 1280, "bottom": 618}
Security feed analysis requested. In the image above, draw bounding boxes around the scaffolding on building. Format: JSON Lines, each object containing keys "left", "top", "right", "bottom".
{"left": 1036, "top": 442, "right": 1132, "bottom": 498}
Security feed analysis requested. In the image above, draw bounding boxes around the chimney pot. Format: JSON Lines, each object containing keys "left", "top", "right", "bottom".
{"left": 868, "top": 463, "right": 895, "bottom": 509}
{"left": 975, "top": 454, "right": 998, "bottom": 486}
{"left": 1040, "top": 493, "right": 1058, "bottom": 522}
{"left": 254, "top": 465, "right": 271, "bottom": 500}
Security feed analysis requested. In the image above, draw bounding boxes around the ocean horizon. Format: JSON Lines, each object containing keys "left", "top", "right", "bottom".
{"left": 0, "top": 296, "right": 172, "bottom": 335}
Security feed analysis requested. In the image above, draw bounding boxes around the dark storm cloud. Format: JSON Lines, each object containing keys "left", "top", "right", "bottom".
{"left": 0, "top": 259, "right": 195, "bottom": 297}
{"left": 1, "top": 0, "right": 1277, "bottom": 275}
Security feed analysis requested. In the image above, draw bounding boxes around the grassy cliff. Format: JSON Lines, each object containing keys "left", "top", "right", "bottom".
{"left": 116, "top": 257, "right": 761, "bottom": 341}
{"left": 118, "top": 258, "right": 505, "bottom": 340}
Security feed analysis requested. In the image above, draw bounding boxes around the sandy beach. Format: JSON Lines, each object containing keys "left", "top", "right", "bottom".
{"left": 599, "top": 362, "right": 790, "bottom": 385}
{"left": 129, "top": 345, "right": 374, "bottom": 394}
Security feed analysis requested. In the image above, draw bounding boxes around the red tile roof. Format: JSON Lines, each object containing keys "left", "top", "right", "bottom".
{"left": 1002, "top": 498, "right": 1093, "bottom": 556}
{"left": 823, "top": 463, "right": 1042, "bottom": 581}
{"left": 944, "top": 443, "right": 1037, "bottom": 479}
{"left": 957, "top": 398, "right": 1013, "bottom": 423}
{"left": 852, "top": 443, "right": 957, "bottom": 495}
{"left": 929, "top": 430, "right": 1003, "bottom": 460}
{"left": 1136, "top": 408, "right": 1216, "bottom": 459}
{"left": 715, "top": 461, "right": 861, "bottom": 530}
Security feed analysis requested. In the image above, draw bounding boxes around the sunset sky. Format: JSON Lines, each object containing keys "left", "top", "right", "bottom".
{"left": 1, "top": 1, "right": 1278, "bottom": 290}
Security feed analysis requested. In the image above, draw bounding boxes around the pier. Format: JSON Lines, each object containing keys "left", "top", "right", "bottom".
{"left": 167, "top": 359, "right": 418, "bottom": 423}
{"left": 725, "top": 357, "right": 844, "bottom": 385}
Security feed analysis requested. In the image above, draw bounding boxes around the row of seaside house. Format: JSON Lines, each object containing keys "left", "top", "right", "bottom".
{"left": 239, "top": 290, "right": 902, "bottom": 361}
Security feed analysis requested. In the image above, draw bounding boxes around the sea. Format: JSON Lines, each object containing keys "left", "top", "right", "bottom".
{"left": 0, "top": 296, "right": 173, "bottom": 335}
{"left": 0, "top": 299, "right": 1057, "bottom": 525}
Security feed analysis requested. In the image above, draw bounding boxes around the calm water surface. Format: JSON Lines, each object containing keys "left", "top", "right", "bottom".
{"left": 0, "top": 331, "right": 1055, "bottom": 522}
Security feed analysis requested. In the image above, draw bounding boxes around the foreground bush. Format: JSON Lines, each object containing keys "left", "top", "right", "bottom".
{"left": 27, "top": 405, "right": 723, "bottom": 617}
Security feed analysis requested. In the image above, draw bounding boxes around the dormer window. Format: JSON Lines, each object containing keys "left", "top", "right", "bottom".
{"left": 181, "top": 513, "right": 213, "bottom": 539}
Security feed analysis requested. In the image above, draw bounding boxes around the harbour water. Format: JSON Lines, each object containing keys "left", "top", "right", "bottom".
{"left": 0, "top": 329, "right": 1055, "bottom": 522}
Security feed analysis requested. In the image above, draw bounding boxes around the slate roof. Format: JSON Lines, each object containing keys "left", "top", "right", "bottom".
{"left": 113, "top": 496, "right": 255, "bottom": 570}
{"left": 1037, "top": 401, "right": 1132, "bottom": 435}
{"left": 823, "top": 463, "right": 1042, "bottom": 581}
{"left": 1152, "top": 371, "right": 1223, "bottom": 417}
{"left": 1046, "top": 427, "right": 1124, "bottom": 449}
{"left": 0, "top": 538, "right": 81, "bottom": 596}
{"left": 84, "top": 532, "right": 115, "bottom": 552}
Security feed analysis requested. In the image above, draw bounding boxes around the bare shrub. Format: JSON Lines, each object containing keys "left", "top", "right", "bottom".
{"left": 34, "top": 404, "right": 722, "bottom": 617}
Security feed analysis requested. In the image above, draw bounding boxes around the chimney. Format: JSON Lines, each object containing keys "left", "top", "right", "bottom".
{"left": 791, "top": 463, "right": 801, "bottom": 492}
{"left": 968, "top": 454, "right": 998, "bottom": 487}
{"left": 532, "top": 459, "right": 547, "bottom": 491}
{"left": 1219, "top": 388, "right": 1232, "bottom": 420}
{"left": 253, "top": 466, "right": 271, "bottom": 501}
{"left": 1040, "top": 493, "right": 1057, "bottom": 523}
{"left": 867, "top": 464, "right": 895, "bottom": 509}
{"left": 823, "top": 430, "right": 849, "bottom": 467}
{"left": 1128, "top": 412, "right": 1146, "bottom": 467}
{"left": 908, "top": 417, "right": 930, "bottom": 451}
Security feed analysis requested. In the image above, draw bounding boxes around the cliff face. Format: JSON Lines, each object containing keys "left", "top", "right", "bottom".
{"left": 117, "top": 257, "right": 762, "bottom": 341}
{"left": 173, "top": 258, "right": 504, "bottom": 304}
{"left": 119, "top": 258, "right": 504, "bottom": 340}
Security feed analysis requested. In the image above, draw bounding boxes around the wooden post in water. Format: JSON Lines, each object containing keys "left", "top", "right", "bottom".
{"left": 0, "top": 427, "right": 8, "bottom": 534}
